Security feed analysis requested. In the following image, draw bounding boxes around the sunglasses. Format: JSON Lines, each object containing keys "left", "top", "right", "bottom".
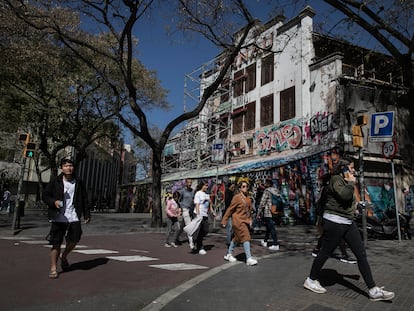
{"left": 241, "top": 185, "right": 248, "bottom": 188}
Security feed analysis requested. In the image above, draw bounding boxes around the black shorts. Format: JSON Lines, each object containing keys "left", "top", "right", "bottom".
{"left": 48, "top": 221, "right": 82, "bottom": 245}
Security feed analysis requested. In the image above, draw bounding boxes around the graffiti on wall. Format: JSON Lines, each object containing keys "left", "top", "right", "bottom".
{"left": 255, "top": 120, "right": 302, "bottom": 154}
{"left": 154, "top": 149, "right": 343, "bottom": 225}
{"left": 309, "top": 112, "right": 335, "bottom": 138}
{"left": 255, "top": 112, "right": 337, "bottom": 155}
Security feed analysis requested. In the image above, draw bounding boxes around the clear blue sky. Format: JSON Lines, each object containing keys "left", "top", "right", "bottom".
{"left": 125, "top": 1, "right": 352, "bottom": 144}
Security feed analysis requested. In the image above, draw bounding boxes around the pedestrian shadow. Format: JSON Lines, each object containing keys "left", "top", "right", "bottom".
{"left": 318, "top": 268, "right": 368, "bottom": 297}
{"left": 62, "top": 257, "right": 109, "bottom": 273}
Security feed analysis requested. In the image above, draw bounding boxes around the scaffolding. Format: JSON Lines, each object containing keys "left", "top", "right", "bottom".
{"left": 162, "top": 56, "right": 233, "bottom": 174}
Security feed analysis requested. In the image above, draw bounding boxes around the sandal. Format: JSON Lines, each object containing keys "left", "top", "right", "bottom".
{"left": 49, "top": 270, "right": 58, "bottom": 279}
{"left": 61, "top": 258, "right": 70, "bottom": 271}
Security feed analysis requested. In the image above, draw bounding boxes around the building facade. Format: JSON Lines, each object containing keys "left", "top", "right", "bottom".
{"left": 125, "top": 7, "right": 414, "bottom": 224}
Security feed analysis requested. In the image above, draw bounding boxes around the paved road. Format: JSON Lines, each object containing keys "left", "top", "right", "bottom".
{"left": 1, "top": 210, "right": 413, "bottom": 311}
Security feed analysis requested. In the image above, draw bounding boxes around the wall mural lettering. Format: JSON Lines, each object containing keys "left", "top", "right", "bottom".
{"left": 254, "top": 112, "right": 336, "bottom": 155}
{"left": 255, "top": 121, "right": 302, "bottom": 154}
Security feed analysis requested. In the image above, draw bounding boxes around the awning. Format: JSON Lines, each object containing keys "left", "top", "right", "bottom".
{"left": 161, "top": 143, "right": 336, "bottom": 182}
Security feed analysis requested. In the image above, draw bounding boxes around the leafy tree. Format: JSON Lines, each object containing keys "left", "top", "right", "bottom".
{"left": 0, "top": 2, "right": 124, "bottom": 182}
{"left": 4, "top": 0, "right": 259, "bottom": 226}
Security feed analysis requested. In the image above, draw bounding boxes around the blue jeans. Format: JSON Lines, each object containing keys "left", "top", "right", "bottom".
{"left": 263, "top": 217, "right": 278, "bottom": 245}
{"left": 165, "top": 217, "right": 180, "bottom": 244}
{"left": 227, "top": 240, "right": 252, "bottom": 259}
{"left": 226, "top": 217, "right": 233, "bottom": 245}
{"left": 309, "top": 219, "right": 375, "bottom": 288}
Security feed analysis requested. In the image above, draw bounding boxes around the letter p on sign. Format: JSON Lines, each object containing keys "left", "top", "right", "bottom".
{"left": 369, "top": 111, "right": 394, "bottom": 142}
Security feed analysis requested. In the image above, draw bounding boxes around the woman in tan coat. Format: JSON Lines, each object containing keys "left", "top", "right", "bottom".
{"left": 221, "top": 180, "right": 257, "bottom": 266}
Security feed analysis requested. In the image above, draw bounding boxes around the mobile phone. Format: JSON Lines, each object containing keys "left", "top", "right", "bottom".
{"left": 342, "top": 167, "right": 351, "bottom": 178}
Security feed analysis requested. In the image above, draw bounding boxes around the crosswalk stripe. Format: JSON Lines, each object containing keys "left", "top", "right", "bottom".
{"left": 20, "top": 240, "right": 49, "bottom": 244}
{"left": 43, "top": 244, "right": 88, "bottom": 248}
{"left": 74, "top": 249, "right": 119, "bottom": 254}
{"left": 0, "top": 236, "right": 34, "bottom": 240}
{"left": 149, "top": 263, "right": 208, "bottom": 271}
{"left": 106, "top": 255, "right": 159, "bottom": 262}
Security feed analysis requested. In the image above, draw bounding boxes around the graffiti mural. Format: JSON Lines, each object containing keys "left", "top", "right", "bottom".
{"left": 255, "top": 120, "right": 302, "bottom": 154}
{"left": 254, "top": 112, "right": 337, "bottom": 155}
{"left": 126, "top": 148, "right": 349, "bottom": 227}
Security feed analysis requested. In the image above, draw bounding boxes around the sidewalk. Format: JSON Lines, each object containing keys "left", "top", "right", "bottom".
{"left": 146, "top": 237, "right": 414, "bottom": 311}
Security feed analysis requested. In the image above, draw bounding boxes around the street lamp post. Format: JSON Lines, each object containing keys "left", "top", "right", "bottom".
{"left": 352, "top": 113, "right": 368, "bottom": 248}
{"left": 359, "top": 146, "right": 368, "bottom": 248}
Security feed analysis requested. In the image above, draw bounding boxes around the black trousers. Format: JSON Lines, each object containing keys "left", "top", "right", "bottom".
{"left": 194, "top": 216, "right": 209, "bottom": 251}
{"left": 310, "top": 218, "right": 375, "bottom": 289}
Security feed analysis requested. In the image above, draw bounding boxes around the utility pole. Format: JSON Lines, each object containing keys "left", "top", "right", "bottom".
{"left": 353, "top": 114, "right": 368, "bottom": 247}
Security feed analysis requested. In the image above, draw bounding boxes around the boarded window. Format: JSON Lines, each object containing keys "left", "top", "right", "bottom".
{"left": 261, "top": 54, "right": 274, "bottom": 86}
{"left": 280, "top": 86, "right": 295, "bottom": 121}
{"left": 245, "top": 63, "right": 256, "bottom": 92}
{"left": 244, "top": 101, "right": 256, "bottom": 131}
{"left": 232, "top": 113, "right": 243, "bottom": 134}
{"left": 260, "top": 95, "right": 274, "bottom": 126}
{"left": 233, "top": 69, "right": 244, "bottom": 97}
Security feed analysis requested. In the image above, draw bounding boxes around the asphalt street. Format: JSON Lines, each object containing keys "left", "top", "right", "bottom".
{"left": 1, "top": 209, "right": 413, "bottom": 311}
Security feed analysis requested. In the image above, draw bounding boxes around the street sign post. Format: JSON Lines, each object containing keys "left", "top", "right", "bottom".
{"left": 382, "top": 141, "right": 397, "bottom": 159}
{"left": 369, "top": 111, "right": 394, "bottom": 142}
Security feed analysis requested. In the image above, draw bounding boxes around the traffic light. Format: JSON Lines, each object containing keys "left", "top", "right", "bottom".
{"left": 18, "top": 133, "right": 29, "bottom": 144}
{"left": 23, "top": 142, "right": 36, "bottom": 158}
{"left": 352, "top": 125, "right": 363, "bottom": 148}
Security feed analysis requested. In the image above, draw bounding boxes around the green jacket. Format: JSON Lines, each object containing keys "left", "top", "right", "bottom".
{"left": 325, "top": 174, "right": 355, "bottom": 220}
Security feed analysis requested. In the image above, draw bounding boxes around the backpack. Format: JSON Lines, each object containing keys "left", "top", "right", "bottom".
{"left": 270, "top": 193, "right": 283, "bottom": 215}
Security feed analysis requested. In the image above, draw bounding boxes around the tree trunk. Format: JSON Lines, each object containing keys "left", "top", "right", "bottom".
{"left": 151, "top": 148, "right": 163, "bottom": 227}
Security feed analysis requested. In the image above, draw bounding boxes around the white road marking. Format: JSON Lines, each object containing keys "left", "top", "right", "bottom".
{"left": 74, "top": 249, "right": 119, "bottom": 254}
{"left": 149, "top": 263, "right": 208, "bottom": 271}
{"left": 106, "top": 255, "right": 159, "bottom": 262}
{"left": 0, "top": 236, "right": 33, "bottom": 240}
{"left": 43, "top": 244, "right": 88, "bottom": 248}
{"left": 20, "top": 240, "right": 48, "bottom": 244}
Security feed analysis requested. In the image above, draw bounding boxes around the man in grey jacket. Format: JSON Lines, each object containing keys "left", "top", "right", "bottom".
{"left": 259, "top": 179, "right": 282, "bottom": 251}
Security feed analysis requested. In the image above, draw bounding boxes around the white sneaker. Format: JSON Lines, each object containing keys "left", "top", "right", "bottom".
{"left": 198, "top": 249, "right": 207, "bottom": 255}
{"left": 303, "top": 277, "right": 327, "bottom": 294}
{"left": 246, "top": 257, "right": 258, "bottom": 266}
{"left": 188, "top": 237, "right": 194, "bottom": 249}
{"left": 369, "top": 286, "right": 395, "bottom": 301}
{"left": 224, "top": 253, "right": 237, "bottom": 262}
{"left": 164, "top": 243, "right": 171, "bottom": 248}
{"left": 260, "top": 240, "right": 268, "bottom": 247}
{"left": 170, "top": 242, "right": 178, "bottom": 248}
{"left": 268, "top": 245, "right": 279, "bottom": 251}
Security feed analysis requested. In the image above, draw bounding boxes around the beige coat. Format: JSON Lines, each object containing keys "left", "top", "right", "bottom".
{"left": 221, "top": 192, "right": 252, "bottom": 243}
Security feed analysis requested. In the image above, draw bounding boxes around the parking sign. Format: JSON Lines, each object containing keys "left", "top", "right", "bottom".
{"left": 369, "top": 111, "right": 394, "bottom": 142}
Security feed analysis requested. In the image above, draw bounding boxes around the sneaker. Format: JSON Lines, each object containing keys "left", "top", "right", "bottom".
{"left": 164, "top": 243, "right": 172, "bottom": 247}
{"left": 60, "top": 258, "right": 70, "bottom": 271}
{"left": 246, "top": 257, "right": 258, "bottom": 266}
{"left": 260, "top": 240, "right": 268, "bottom": 247}
{"left": 303, "top": 277, "right": 327, "bottom": 294}
{"left": 198, "top": 249, "right": 207, "bottom": 255}
{"left": 170, "top": 242, "right": 178, "bottom": 248}
{"left": 224, "top": 253, "right": 237, "bottom": 262}
{"left": 311, "top": 249, "right": 319, "bottom": 257}
{"left": 369, "top": 286, "right": 395, "bottom": 301}
{"left": 269, "top": 245, "right": 279, "bottom": 251}
{"left": 339, "top": 255, "right": 357, "bottom": 264}
{"left": 188, "top": 237, "right": 194, "bottom": 249}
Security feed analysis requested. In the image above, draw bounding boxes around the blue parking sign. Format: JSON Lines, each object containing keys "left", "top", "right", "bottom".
{"left": 369, "top": 111, "right": 394, "bottom": 142}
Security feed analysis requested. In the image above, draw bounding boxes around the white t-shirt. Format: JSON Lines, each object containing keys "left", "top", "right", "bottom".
{"left": 54, "top": 178, "right": 79, "bottom": 223}
{"left": 193, "top": 190, "right": 210, "bottom": 217}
